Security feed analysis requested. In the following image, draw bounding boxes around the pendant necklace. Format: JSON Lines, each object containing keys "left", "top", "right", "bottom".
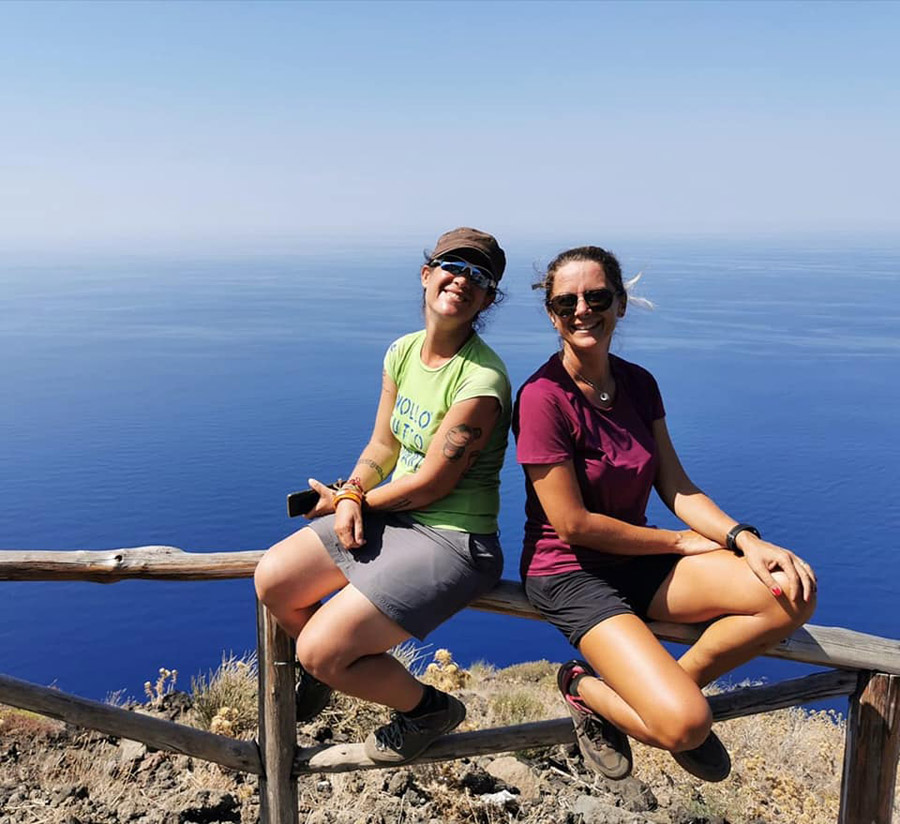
{"left": 562, "top": 353, "right": 614, "bottom": 406}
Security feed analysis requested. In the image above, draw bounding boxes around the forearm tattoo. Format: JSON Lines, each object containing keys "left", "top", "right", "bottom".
{"left": 386, "top": 497, "right": 413, "bottom": 511}
{"left": 442, "top": 424, "right": 482, "bottom": 461}
{"left": 359, "top": 458, "right": 385, "bottom": 482}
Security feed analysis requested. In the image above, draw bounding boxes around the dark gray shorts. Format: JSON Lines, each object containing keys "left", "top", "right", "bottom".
{"left": 524, "top": 554, "right": 680, "bottom": 648}
{"left": 308, "top": 511, "right": 504, "bottom": 640}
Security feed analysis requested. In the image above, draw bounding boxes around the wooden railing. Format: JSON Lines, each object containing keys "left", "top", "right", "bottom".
{"left": 1, "top": 546, "right": 898, "bottom": 823}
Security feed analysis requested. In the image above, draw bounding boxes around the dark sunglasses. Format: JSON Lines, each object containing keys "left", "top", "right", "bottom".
{"left": 432, "top": 259, "right": 497, "bottom": 291}
{"left": 546, "top": 288, "right": 615, "bottom": 317}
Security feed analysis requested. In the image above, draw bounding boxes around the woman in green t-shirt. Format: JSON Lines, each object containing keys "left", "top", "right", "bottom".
{"left": 255, "top": 227, "right": 511, "bottom": 765}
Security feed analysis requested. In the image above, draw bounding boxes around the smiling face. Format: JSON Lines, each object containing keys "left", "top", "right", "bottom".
{"left": 421, "top": 254, "right": 495, "bottom": 327}
{"left": 547, "top": 259, "right": 626, "bottom": 353}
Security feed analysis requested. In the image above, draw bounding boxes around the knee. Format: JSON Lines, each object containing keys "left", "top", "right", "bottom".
{"left": 646, "top": 696, "right": 712, "bottom": 752}
{"left": 295, "top": 630, "right": 348, "bottom": 685}
{"left": 253, "top": 543, "right": 287, "bottom": 606}
{"left": 770, "top": 572, "right": 817, "bottom": 630}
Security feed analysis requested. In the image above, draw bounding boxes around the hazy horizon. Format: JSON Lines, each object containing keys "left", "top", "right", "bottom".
{"left": 1, "top": 0, "right": 898, "bottom": 252}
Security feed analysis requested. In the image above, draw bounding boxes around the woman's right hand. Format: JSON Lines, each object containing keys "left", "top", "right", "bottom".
{"left": 674, "top": 529, "right": 723, "bottom": 556}
{"left": 333, "top": 498, "right": 366, "bottom": 551}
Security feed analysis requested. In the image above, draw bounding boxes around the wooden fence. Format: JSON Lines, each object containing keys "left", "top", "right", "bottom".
{"left": 1, "top": 546, "right": 898, "bottom": 823}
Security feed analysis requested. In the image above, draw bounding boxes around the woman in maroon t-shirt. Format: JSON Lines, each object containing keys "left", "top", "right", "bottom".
{"left": 514, "top": 246, "right": 817, "bottom": 782}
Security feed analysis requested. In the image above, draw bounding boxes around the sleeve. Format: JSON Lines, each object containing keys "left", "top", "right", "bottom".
{"left": 624, "top": 360, "right": 665, "bottom": 423}
{"left": 453, "top": 365, "right": 511, "bottom": 413}
{"left": 383, "top": 337, "right": 402, "bottom": 384}
{"left": 514, "top": 381, "right": 575, "bottom": 466}
{"left": 647, "top": 370, "right": 665, "bottom": 421}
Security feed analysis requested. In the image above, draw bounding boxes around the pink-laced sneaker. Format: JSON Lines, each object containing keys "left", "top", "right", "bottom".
{"left": 557, "top": 659, "right": 632, "bottom": 780}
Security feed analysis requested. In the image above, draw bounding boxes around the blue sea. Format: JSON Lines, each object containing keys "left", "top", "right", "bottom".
{"left": 2, "top": 236, "right": 898, "bottom": 708}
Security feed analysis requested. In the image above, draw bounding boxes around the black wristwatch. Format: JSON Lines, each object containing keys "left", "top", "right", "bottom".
{"left": 726, "top": 524, "right": 760, "bottom": 556}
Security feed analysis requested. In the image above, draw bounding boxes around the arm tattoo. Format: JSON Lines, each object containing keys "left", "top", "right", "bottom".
{"left": 441, "top": 424, "right": 482, "bottom": 461}
{"left": 359, "top": 458, "right": 385, "bottom": 482}
{"left": 386, "top": 497, "right": 412, "bottom": 511}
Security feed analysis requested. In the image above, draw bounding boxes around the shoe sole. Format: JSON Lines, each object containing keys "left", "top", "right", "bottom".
{"left": 671, "top": 732, "right": 732, "bottom": 782}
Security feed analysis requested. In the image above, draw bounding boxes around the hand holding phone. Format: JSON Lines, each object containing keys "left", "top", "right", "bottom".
{"left": 286, "top": 479, "right": 342, "bottom": 518}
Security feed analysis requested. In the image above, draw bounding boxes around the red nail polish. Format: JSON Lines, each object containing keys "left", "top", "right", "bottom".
{"left": 772, "top": 586, "right": 782, "bottom": 596}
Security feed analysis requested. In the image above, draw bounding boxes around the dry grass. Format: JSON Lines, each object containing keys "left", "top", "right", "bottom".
{"left": 3, "top": 651, "right": 889, "bottom": 824}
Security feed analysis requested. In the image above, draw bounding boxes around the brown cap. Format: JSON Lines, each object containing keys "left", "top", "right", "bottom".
{"left": 431, "top": 227, "right": 506, "bottom": 283}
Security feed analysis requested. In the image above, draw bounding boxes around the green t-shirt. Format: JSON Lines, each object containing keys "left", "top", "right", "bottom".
{"left": 384, "top": 329, "right": 511, "bottom": 534}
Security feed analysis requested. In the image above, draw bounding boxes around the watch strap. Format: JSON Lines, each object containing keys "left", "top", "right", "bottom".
{"left": 726, "top": 523, "right": 760, "bottom": 556}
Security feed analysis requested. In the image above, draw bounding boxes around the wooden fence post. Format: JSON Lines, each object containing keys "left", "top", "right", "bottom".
{"left": 257, "top": 599, "right": 298, "bottom": 824}
{"left": 839, "top": 672, "right": 900, "bottom": 824}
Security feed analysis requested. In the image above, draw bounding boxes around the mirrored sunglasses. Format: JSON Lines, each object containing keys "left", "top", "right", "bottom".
{"left": 433, "top": 259, "right": 497, "bottom": 291}
{"left": 546, "top": 288, "right": 615, "bottom": 317}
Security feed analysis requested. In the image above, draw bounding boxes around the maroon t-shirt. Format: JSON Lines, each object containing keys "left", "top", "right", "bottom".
{"left": 513, "top": 353, "right": 665, "bottom": 578}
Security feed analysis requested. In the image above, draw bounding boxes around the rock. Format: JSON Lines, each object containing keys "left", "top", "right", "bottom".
{"left": 176, "top": 789, "right": 240, "bottom": 823}
{"left": 604, "top": 775, "right": 657, "bottom": 812}
{"left": 385, "top": 768, "right": 413, "bottom": 795}
{"left": 480, "top": 789, "right": 519, "bottom": 809}
{"left": 118, "top": 739, "right": 148, "bottom": 764}
{"left": 573, "top": 794, "right": 648, "bottom": 824}
{"left": 157, "top": 691, "right": 193, "bottom": 720}
{"left": 486, "top": 755, "right": 543, "bottom": 800}
{"left": 459, "top": 764, "right": 508, "bottom": 795}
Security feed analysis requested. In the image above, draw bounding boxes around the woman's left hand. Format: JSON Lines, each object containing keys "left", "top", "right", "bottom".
{"left": 739, "top": 535, "right": 817, "bottom": 603}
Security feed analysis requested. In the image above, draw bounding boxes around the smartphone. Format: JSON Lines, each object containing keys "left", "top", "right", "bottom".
{"left": 286, "top": 480, "right": 342, "bottom": 518}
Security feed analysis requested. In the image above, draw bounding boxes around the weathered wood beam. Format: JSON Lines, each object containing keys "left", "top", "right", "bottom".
{"left": 0, "top": 673, "right": 261, "bottom": 774}
{"left": 294, "top": 670, "right": 855, "bottom": 775}
{"left": 839, "top": 672, "right": 900, "bottom": 824}
{"left": 708, "top": 669, "right": 856, "bottom": 721}
{"left": 256, "top": 601, "right": 299, "bottom": 824}
{"left": 2, "top": 550, "right": 898, "bottom": 675}
{"left": 0, "top": 546, "right": 262, "bottom": 582}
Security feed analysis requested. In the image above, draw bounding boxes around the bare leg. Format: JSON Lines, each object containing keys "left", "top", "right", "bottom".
{"left": 647, "top": 550, "right": 816, "bottom": 686}
{"left": 295, "top": 584, "right": 424, "bottom": 712}
{"left": 254, "top": 527, "right": 348, "bottom": 638}
{"left": 577, "top": 615, "right": 713, "bottom": 751}
{"left": 575, "top": 550, "right": 815, "bottom": 751}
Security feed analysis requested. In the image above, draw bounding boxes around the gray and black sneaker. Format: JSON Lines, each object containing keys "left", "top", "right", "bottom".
{"left": 671, "top": 730, "right": 731, "bottom": 782}
{"left": 295, "top": 666, "right": 333, "bottom": 723}
{"left": 364, "top": 692, "right": 466, "bottom": 764}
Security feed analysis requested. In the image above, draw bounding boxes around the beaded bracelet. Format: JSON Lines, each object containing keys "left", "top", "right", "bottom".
{"left": 344, "top": 476, "right": 365, "bottom": 494}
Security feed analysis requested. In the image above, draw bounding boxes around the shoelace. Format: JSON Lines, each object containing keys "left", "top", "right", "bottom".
{"left": 576, "top": 710, "right": 614, "bottom": 751}
{"left": 375, "top": 712, "right": 423, "bottom": 751}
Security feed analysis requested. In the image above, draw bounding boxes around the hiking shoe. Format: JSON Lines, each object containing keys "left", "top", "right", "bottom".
{"left": 671, "top": 730, "right": 731, "bottom": 782}
{"left": 364, "top": 692, "right": 466, "bottom": 764}
{"left": 295, "top": 666, "right": 333, "bottom": 723}
{"left": 558, "top": 659, "right": 632, "bottom": 780}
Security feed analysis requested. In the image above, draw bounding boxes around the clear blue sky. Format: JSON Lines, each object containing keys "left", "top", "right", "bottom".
{"left": 1, "top": 0, "right": 898, "bottom": 251}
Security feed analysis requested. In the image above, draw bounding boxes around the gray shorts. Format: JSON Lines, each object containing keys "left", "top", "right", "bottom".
{"left": 308, "top": 511, "right": 504, "bottom": 640}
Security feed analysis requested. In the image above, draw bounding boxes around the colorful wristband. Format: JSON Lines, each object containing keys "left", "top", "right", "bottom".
{"left": 333, "top": 489, "right": 364, "bottom": 508}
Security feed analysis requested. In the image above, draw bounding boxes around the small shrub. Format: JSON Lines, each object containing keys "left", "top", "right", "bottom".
{"left": 144, "top": 667, "right": 178, "bottom": 705}
{"left": 488, "top": 688, "right": 545, "bottom": 727}
{"left": 423, "top": 648, "right": 471, "bottom": 692}
{"left": 190, "top": 651, "right": 258, "bottom": 738}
